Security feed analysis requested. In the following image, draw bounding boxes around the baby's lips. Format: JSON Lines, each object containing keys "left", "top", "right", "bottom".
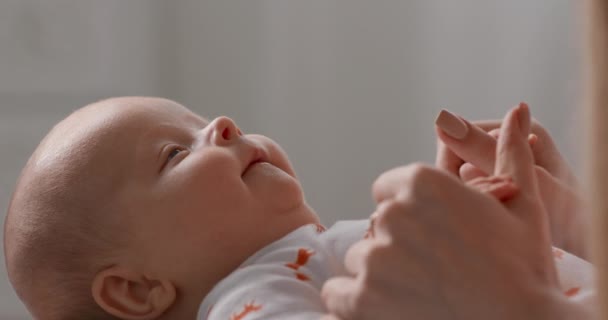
{"left": 241, "top": 145, "right": 270, "bottom": 176}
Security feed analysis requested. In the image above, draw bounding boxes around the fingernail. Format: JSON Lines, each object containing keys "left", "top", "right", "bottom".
{"left": 435, "top": 110, "right": 468, "bottom": 140}
{"left": 528, "top": 133, "right": 538, "bottom": 146}
{"left": 517, "top": 102, "right": 531, "bottom": 135}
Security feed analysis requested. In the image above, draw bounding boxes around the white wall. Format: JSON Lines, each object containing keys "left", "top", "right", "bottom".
{"left": 0, "top": 1, "right": 579, "bottom": 318}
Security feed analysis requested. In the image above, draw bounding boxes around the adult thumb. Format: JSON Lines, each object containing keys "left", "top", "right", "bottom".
{"left": 494, "top": 103, "right": 545, "bottom": 222}
{"left": 494, "top": 103, "right": 559, "bottom": 287}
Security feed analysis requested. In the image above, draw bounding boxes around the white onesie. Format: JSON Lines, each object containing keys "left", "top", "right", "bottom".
{"left": 198, "top": 220, "right": 595, "bottom": 320}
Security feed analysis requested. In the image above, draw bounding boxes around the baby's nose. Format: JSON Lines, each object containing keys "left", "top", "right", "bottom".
{"left": 210, "top": 116, "right": 242, "bottom": 145}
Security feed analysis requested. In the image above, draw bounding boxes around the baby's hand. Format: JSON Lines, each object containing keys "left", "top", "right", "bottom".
{"left": 466, "top": 175, "right": 519, "bottom": 202}
{"left": 434, "top": 104, "right": 587, "bottom": 258}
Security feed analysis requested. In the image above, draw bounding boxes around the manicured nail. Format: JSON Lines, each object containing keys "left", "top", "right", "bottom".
{"left": 435, "top": 110, "right": 468, "bottom": 139}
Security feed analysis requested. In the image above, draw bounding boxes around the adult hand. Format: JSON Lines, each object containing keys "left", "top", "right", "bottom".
{"left": 322, "top": 105, "right": 586, "bottom": 320}
{"left": 434, "top": 104, "right": 587, "bottom": 257}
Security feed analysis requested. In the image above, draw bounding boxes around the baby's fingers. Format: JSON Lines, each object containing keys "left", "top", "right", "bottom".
{"left": 460, "top": 163, "right": 487, "bottom": 181}
{"left": 467, "top": 175, "right": 519, "bottom": 202}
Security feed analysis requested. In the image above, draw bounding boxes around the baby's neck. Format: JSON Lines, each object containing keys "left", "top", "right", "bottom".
{"left": 157, "top": 299, "right": 200, "bottom": 320}
{"left": 170, "top": 203, "right": 320, "bottom": 319}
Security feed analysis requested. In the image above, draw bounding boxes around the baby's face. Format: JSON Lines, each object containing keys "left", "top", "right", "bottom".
{"left": 97, "top": 98, "right": 318, "bottom": 288}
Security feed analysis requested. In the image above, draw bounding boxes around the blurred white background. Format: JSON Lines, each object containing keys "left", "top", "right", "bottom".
{"left": 0, "top": 1, "right": 580, "bottom": 318}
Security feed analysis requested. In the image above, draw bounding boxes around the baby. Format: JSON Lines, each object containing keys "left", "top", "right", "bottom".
{"left": 3, "top": 97, "right": 593, "bottom": 319}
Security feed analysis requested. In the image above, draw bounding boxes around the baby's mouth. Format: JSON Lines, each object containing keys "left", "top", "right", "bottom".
{"left": 242, "top": 148, "right": 270, "bottom": 176}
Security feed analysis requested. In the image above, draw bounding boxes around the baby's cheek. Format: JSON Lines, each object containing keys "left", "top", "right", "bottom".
{"left": 167, "top": 162, "right": 243, "bottom": 212}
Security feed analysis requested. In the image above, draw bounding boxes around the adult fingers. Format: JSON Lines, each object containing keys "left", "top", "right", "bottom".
{"left": 489, "top": 128, "right": 541, "bottom": 160}
{"left": 372, "top": 166, "right": 410, "bottom": 203}
{"left": 435, "top": 138, "right": 463, "bottom": 176}
{"left": 321, "top": 277, "right": 363, "bottom": 320}
{"left": 474, "top": 118, "right": 569, "bottom": 182}
{"left": 494, "top": 103, "right": 543, "bottom": 216}
{"left": 435, "top": 110, "right": 497, "bottom": 175}
{"left": 436, "top": 110, "right": 542, "bottom": 177}
{"left": 485, "top": 128, "right": 539, "bottom": 150}
{"left": 454, "top": 128, "right": 536, "bottom": 182}
{"left": 344, "top": 239, "right": 374, "bottom": 276}
{"left": 372, "top": 163, "right": 461, "bottom": 203}
{"left": 493, "top": 104, "right": 559, "bottom": 285}
{"left": 448, "top": 113, "right": 567, "bottom": 181}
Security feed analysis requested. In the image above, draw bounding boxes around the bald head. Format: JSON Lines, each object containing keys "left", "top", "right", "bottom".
{"left": 4, "top": 97, "right": 183, "bottom": 319}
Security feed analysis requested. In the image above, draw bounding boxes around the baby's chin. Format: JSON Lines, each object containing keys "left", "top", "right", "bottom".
{"left": 243, "top": 162, "right": 305, "bottom": 209}
{"left": 260, "top": 203, "right": 320, "bottom": 245}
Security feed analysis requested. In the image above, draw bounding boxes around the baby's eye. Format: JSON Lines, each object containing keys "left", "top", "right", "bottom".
{"left": 167, "top": 148, "right": 183, "bottom": 161}
{"left": 159, "top": 146, "right": 188, "bottom": 173}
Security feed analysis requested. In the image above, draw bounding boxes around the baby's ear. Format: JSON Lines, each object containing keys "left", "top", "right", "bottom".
{"left": 92, "top": 266, "right": 176, "bottom": 320}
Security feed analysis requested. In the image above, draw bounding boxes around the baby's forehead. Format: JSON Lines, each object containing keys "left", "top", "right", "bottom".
{"left": 37, "top": 98, "right": 203, "bottom": 167}
{"left": 73, "top": 97, "right": 204, "bottom": 135}
{"left": 87, "top": 97, "right": 203, "bottom": 125}
{"left": 117, "top": 103, "right": 208, "bottom": 141}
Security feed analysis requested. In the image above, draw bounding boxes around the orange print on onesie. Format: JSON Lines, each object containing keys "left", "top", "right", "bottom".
{"left": 231, "top": 301, "right": 262, "bottom": 320}
{"left": 285, "top": 248, "right": 315, "bottom": 281}
{"left": 564, "top": 287, "right": 581, "bottom": 298}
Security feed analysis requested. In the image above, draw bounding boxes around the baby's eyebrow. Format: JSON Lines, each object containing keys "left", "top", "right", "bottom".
{"left": 146, "top": 124, "right": 189, "bottom": 140}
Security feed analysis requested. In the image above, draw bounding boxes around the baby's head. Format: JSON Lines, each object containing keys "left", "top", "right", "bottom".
{"left": 4, "top": 97, "right": 319, "bottom": 319}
